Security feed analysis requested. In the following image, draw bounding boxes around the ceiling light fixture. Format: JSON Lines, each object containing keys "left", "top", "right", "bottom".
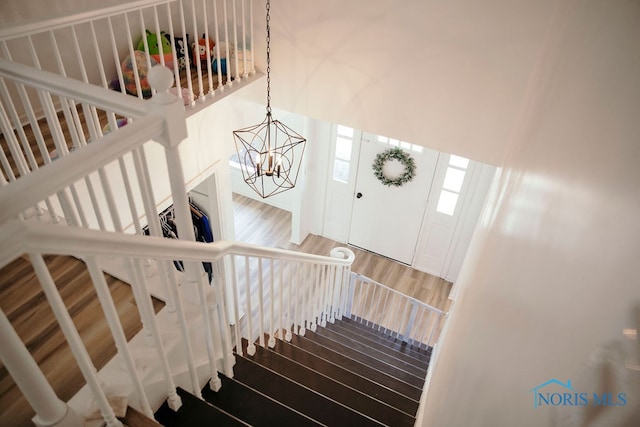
{"left": 232, "top": 0, "right": 306, "bottom": 198}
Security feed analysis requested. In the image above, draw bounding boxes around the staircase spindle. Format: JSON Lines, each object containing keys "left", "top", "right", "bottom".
{"left": 164, "top": 3, "right": 183, "bottom": 100}
{"left": 29, "top": 253, "right": 124, "bottom": 427}
{"left": 257, "top": 257, "right": 265, "bottom": 347}
{"left": 0, "top": 309, "right": 79, "bottom": 427}
{"left": 230, "top": 255, "right": 242, "bottom": 355}
{"left": 222, "top": 0, "right": 232, "bottom": 87}
{"left": 200, "top": 1, "right": 215, "bottom": 96}
{"left": 107, "top": 16, "right": 127, "bottom": 96}
{"left": 85, "top": 258, "right": 155, "bottom": 418}
{"left": 249, "top": 0, "right": 255, "bottom": 74}
{"left": 177, "top": 0, "right": 195, "bottom": 104}
{"left": 240, "top": 0, "right": 247, "bottom": 79}
{"left": 130, "top": 257, "right": 183, "bottom": 410}
{"left": 211, "top": 0, "right": 224, "bottom": 91}
{"left": 124, "top": 13, "right": 144, "bottom": 99}
{"left": 212, "top": 258, "right": 236, "bottom": 377}
{"left": 89, "top": 21, "right": 110, "bottom": 90}
{"left": 189, "top": 0, "right": 205, "bottom": 100}
{"left": 231, "top": 0, "right": 240, "bottom": 82}
{"left": 244, "top": 255, "right": 256, "bottom": 355}
{"left": 278, "top": 258, "right": 285, "bottom": 339}
{"left": 268, "top": 258, "right": 276, "bottom": 347}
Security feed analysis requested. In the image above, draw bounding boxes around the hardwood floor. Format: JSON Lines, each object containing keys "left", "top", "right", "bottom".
{"left": 232, "top": 193, "right": 453, "bottom": 313}
{"left": 0, "top": 255, "right": 164, "bottom": 427}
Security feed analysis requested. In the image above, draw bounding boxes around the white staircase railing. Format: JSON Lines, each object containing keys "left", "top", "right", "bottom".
{"left": 0, "top": 0, "right": 255, "bottom": 111}
{"left": 345, "top": 273, "right": 447, "bottom": 349}
{"left": 0, "top": 55, "right": 356, "bottom": 426}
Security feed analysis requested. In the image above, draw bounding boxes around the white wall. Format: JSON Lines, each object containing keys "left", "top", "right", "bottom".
{"left": 245, "top": 0, "right": 557, "bottom": 166}
{"left": 420, "top": 0, "right": 640, "bottom": 425}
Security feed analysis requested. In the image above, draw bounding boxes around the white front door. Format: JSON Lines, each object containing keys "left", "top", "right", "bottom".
{"left": 348, "top": 134, "right": 439, "bottom": 264}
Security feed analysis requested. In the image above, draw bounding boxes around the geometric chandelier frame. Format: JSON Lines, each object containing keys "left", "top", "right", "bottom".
{"left": 232, "top": 0, "right": 306, "bottom": 199}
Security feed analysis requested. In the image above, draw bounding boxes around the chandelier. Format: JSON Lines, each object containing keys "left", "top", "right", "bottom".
{"left": 233, "top": 0, "right": 306, "bottom": 198}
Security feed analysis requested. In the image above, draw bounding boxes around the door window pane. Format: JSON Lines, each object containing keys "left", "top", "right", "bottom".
{"left": 436, "top": 190, "right": 459, "bottom": 215}
{"left": 337, "top": 125, "right": 354, "bottom": 138}
{"left": 335, "top": 137, "right": 353, "bottom": 160}
{"left": 449, "top": 155, "right": 469, "bottom": 169}
{"left": 333, "top": 159, "right": 350, "bottom": 183}
{"left": 442, "top": 167, "right": 465, "bottom": 192}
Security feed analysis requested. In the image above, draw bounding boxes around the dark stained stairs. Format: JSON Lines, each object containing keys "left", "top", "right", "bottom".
{"left": 154, "top": 317, "right": 432, "bottom": 426}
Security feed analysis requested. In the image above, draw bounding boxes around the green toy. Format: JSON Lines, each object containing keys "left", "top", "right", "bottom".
{"left": 137, "top": 30, "right": 174, "bottom": 68}
{"left": 137, "top": 29, "right": 172, "bottom": 55}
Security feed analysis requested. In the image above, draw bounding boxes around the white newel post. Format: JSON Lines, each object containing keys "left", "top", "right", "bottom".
{"left": 146, "top": 66, "right": 199, "bottom": 300}
{"left": 148, "top": 65, "right": 224, "bottom": 391}
{"left": 0, "top": 310, "right": 83, "bottom": 427}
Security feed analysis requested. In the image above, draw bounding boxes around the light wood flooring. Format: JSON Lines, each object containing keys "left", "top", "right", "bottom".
{"left": 0, "top": 255, "right": 164, "bottom": 427}
{"left": 232, "top": 193, "right": 453, "bottom": 313}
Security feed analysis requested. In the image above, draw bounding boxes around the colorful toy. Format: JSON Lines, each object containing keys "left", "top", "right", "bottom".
{"left": 192, "top": 34, "right": 215, "bottom": 66}
{"left": 121, "top": 51, "right": 158, "bottom": 98}
{"left": 211, "top": 41, "right": 229, "bottom": 75}
{"left": 137, "top": 30, "right": 173, "bottom": 68}
{"left": 172, "top": 34, "right": 192, "bottom": 70}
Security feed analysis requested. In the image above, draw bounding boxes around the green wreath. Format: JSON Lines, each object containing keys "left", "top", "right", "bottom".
{"left": 372, "top": 147, "right": 416, "bottom": 187}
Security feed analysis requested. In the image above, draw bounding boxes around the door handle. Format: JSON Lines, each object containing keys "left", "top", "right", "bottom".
{"left": 356, "top": 192, "right": 363, "bottom": 199}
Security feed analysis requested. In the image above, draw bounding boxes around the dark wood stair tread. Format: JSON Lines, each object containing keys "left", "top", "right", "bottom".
{"left": 271, "top": 337, "right": 420, "bottom": 416}
{"left": 154, "top": 387, "right": 249, "bottom": 427}
{"left": 233, "top": 354, "right": 384, "bottom": 426}
{"left": 303, "top": 329, "right": 426, "bottom": 387}
{"left": 202, "top": 373, "right": 322, "bottom": 426}
{"left": 313, "top": 326, "right": 428, "bottom": 377}
{"left": 324, "top": 320, "right": 432, "bottom": 367}
{"left": 244, "top": 341, "right": 415, "bottom": 427}
{"left": 341, "top": 317, "right": 434, "bottom": 353}
{"left": 289, "top": 333, "right": 423, "bottom": 400}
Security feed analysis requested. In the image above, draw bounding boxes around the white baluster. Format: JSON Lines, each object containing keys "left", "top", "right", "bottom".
{"left": 244, "top": 256, "right": 255, "bottom": 355}
{"left": 310, "top": 264, "right": 320, "bottom": 331}
{"left": 85, "top": 259, "right": 154, "bottom": 418}
{"left": 200, "top": 1, "right": 215, "bottom": 96}
{"left": 344, "top": 273, "right": 356, "bottom": 319}
{"left": 29, "top": 254, "right": 124, "bottom": 427}
{"left": 285, "top": 260, "right": 293, "bottom": 341}
{"left": 425, "top": 311, "right": 440, "bottom": 348}
{"left": 268, "top": 258, "right": 275, "bottom": 347}
{"left": 89, "top": 21, "right": 109, "bottom": 89}
{"left": 299, "top": 264, "right": 308, "bottom": 336}
{"left": 177, "top": 0, "right": 195, "bottom": 105}
{"left": 212, "top": 258, "right": 236, "bottom": 377}
{"left": 123, "top": 13, "right": 144, "bottom": 99}
{"left": 164, "top": 3, "right": 183, "bottom": 100}
{"left": 257, "top": 257, "right": 265, "bottom": 347}
{"left": 137, "top": 10, "right": 153, "bottom": 82}
{"left": 130, "top": 257, "right": 182, "bottom": 410}
{"left": 278, "top": 259, "right": 284, "bottom": 340}
{"left": 230, "top": 255, "right": 242, "bottom": 354}
{"left": 0, "top": 80, "right": 37, "bottom": 171}
{"left": 222, "top": 0, "right": 232, "bottom": 87}
{"left": 211, "top": 0, "right": 224, "bottom": 91}
{"left": 190, "top": 0, "right": 205, "bottom": 101}
{"left": 321, "top": 265, "right": 330, "bottom": 325}
{"left": 107, "top": 16, "right": 127, "bottom": 96}
{"left": 240, "top": 0, "right": 247, "bottom": 79}
{"left": 231, "top": 0, "right": 240, "bottom": 82}
{"left": 0, "top": 309, "right": 83, "bottom": 427}
{"left": 249, "top": 0, "right": 255, "bottom": 74}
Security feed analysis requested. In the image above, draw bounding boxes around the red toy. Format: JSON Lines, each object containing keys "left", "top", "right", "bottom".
{"left": 192, "top": 34, "right": 215, "bottom": 65}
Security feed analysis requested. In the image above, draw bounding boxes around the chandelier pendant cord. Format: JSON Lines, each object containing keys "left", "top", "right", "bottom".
{"left": 265, "top": 0, "right": 271, "bottom": 116}
{"left": 232, "top": 0, "right": 306, "bottom": 199}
